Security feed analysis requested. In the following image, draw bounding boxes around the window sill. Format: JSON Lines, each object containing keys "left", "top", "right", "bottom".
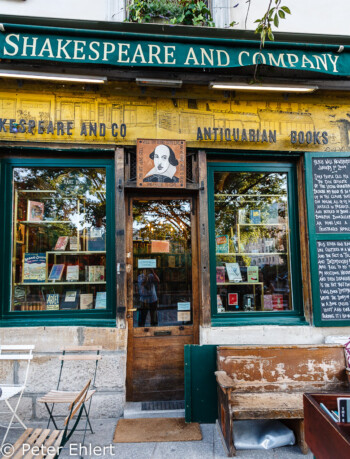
{"left": 211, "top": 315, "right": 309, "bottom": 327}
{"left": 0, "top": 318, "right": 117, "bottom": 328}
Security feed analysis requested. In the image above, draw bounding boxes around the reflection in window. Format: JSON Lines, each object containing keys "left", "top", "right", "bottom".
{"left": 12, "top": 168, "right": 107, "bottom": 312}
{"left": 132, "top": 200, "right": 192, "bottom": 327}
{"left": 214, "top": 172, "right": 292, "bottom": 313}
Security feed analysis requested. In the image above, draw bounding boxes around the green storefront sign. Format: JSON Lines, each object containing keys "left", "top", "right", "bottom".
{"left": 0, "top": 30, "right": 348, "bottom": 75}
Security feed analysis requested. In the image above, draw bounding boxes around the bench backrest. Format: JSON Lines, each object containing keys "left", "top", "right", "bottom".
{"left": 217, "top": 344, "right": 348, "bottom": 393}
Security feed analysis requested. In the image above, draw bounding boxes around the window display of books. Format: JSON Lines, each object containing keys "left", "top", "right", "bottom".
{"left": 48, "top": 264, "right": 65, "bottom": 281}
{"left": 23, "top": 253, "right": 46, "bottom": 283}
{"left": 214, "top": 173, "right": 291, "bottom": 314}
{"left": 11, "top": 168, "right": 108, "bottom": 312}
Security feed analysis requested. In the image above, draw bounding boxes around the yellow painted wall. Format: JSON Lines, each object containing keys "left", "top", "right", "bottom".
{"left": 0, "top": 81, "right": 349, "bottom": 151}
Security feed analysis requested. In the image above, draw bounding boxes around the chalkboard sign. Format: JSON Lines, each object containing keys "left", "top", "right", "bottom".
{"left": 306, "top": 152, "right": 350, "bottom": 326}
{"left": 312, "top": 157, "right": 350, "bottom": 233}
{"left": 317, "top": 240, "right": 350, "bottom": 321}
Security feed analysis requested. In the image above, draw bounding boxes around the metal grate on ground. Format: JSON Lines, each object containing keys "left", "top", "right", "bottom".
{"left": 141, "top": 400, "right": 185, "bottom": 411}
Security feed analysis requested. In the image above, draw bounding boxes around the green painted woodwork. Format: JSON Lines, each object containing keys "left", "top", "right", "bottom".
{"left": 305, "top": 152, "right": 350, "bottom": 327}
{"left": 0, "top": 157, "right": 116, "bottom": 326}
{"left": 0, "top": 26, "right": 346, "bottom": 75}
{"left": 184, "top": 344, "right": 217, "bottom": 423}
{"left": 207, "top": 161, "right": 306, "bottom": 326}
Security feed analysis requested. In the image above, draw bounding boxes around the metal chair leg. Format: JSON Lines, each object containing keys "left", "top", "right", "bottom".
{"left": 44, "top": 403, "right": 59, "bottom": 430}
{"left": 1, "top": 395, "right": 27, "bottom": 448}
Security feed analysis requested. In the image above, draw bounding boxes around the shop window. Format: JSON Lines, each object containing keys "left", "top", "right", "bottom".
{"left": 208, "top": 162, "right": 304, "bottom": 324}
{"left": 1, "top": 159, "right": 115, "bottom": 323}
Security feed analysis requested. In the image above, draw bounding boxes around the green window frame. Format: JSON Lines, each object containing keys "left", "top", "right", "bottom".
{"left": 208, "top": 161, "right": 306, "bottom": 327}
{"left": 0, "top": 157, "right": 116, "bottom": 327}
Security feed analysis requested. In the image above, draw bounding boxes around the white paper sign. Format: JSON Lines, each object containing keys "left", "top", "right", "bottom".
{"left": 177, "top": 302, "right": 191, "bottom": 311}
{"left": 138, "top": 259, "right": 157, "bottom": 268}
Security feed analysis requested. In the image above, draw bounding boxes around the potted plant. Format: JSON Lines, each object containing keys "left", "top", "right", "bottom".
{"left": 127, "top": 0, "right": 214, "bottom": 27}
{"left": 128, "top": 0, "right": 183, "bottom": 24}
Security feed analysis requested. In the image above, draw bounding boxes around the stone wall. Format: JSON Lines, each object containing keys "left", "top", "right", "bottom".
{"left": 0, "top": 327, "right": 127, "bottom": 421}
{"left": 201, "top": 325, "right": 350, "bottom": 345}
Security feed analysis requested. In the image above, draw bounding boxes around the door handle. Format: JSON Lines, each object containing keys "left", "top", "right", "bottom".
{"left": 127, "top": 308, "right": 137, "bottom": 312}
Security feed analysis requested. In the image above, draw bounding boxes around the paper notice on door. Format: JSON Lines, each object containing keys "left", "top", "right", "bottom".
{"left": 151, "top": 240, "right": 170, "bottom": 253}
{"left": 177, "top": 302, "right": 191, "bottom": 311}
{"left": 138, "top": 259, "right": 157, "bottom": 269}
{"left": 177, "top": 311, "right": 191, "bottom": 322}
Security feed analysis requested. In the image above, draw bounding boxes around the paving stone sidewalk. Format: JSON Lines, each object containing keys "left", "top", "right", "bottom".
{"left": 1, "top": 419, "right": 313, "bottom": 459}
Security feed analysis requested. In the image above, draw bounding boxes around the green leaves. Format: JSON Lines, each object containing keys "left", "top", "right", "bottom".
{"left": 127, "top": 0, "right": 215, "bottom": 27}
{"left": 253, "top": 2, "right": 291, "bottom": 46}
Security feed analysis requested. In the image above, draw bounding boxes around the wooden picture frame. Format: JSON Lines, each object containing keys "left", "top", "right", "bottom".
{"left": 17, "top": 223, "right": 25, "bottom": 244}
{"left": 137, "top": 139, "right": 186, "bottom": 188}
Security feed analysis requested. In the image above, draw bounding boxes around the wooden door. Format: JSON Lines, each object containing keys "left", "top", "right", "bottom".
{"left": 126, "top": 197, "right": 199, "bottom": 401}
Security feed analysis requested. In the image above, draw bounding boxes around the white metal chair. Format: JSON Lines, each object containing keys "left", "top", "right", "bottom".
{"left": 0, "top": 344, "right": 35, "bottom": 448}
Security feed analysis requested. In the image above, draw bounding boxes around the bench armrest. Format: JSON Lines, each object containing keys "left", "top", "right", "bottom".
{"left": 215, "top": 370, "right": 235, "bottom": 389}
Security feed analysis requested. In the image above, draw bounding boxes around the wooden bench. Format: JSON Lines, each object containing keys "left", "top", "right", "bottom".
{"left": 1, "top": 380, "right": 91, "bottom": 459}
{"left": 215, "top": 344, "right": 349, "bottom": 456}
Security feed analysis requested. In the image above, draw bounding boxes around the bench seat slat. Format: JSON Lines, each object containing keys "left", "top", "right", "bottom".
{"left": 230, "top": 392, "right": 304, "bottom": 420}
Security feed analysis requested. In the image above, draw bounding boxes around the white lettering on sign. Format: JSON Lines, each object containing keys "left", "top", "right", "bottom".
{"left": 38, "top": 38, "right": 54, "bottom": 58}
{"left": 103, "top": 42, "right": 116, "bottom": 62}
{"left": 3, "top": 34, "right": 19, "bottom": 56}
{"left": 22, "top": 36, "right": 38, "bottom": 57}
{"left": 237, "top": 51, "right": 339, "bottom": 73}
{"left": 0, "top": 34, "right": 342, "bottom": 74}
{"left": 131, "top": 44, "right": 147, "bottom": 64}
{"left": 89, "top": 41, "right": 100, "bottom": 61}
{"left": 73, "top": 40, "right": 87, "bottom": 60}
{"left": 56, "top": 39, "right": 72, "bottom": 59}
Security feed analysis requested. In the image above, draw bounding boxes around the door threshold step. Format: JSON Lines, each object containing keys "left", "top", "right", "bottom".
{"left": 124, "top": 401, "right": 185, "bottom": 419}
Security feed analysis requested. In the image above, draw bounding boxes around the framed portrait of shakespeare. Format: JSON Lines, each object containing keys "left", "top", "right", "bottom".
{"left": 137, "top": 139, "right": 186, "bottom": 188}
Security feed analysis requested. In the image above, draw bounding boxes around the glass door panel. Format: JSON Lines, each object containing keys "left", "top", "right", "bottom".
{"left": 132, "top": 199, "right": 192, "bottom": 327}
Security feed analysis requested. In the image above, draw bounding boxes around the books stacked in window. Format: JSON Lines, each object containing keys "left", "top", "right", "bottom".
{"left": 272, "top": 294, "right": 284, "bottom": 310}
{"left": 228, "top": 293, "right": 239, "bottom": 311}
{"left": 217, "top": 294, "right": 225, "bottom": 313}
{"left": 80, "top": 293, "right": 94, "bottom": 310}
{"left": 87, "top": 227, "right": 105, "bottom": 251}
{"left": 46, "top": 293, "right": 60, "bottom": 311}
{"left": 48, "top": 264, "right": 65, "bottom": 281}
{"left": 225, "top": 263, "right": 242, "bottom": 282}
{"left": 20, "top": 303, "right": 46, "bottom": 311}
{"left": 247, "top": 266, "right": 259, "bottom": 283}
{"left": 69, "top": 236, "right": 80, "bottom": 251}
{"left": 216, "top": 266, "right": 225, "bottom": 283}
{"left": 263, "top": 294, "right": 284, "bottom": 311}
{"left": 60, "top": 290, "right": 79, "bottom": 309}
{"left": 250, "top": 210, "right": 261, "bottom": 224}
{"left": 216, "top": 235, "right": 229, "bottom": 254}
{"left": 66, "top": 265, "right": 79, "bottom": 282}
{"left": 27, "top": 200, "right": 44, "bottom": 222}
{"left": 95, "top": 291, "right": 106, "bottom": 309}
{"left": 87, "top": 266, "right": 105, "bottom": 282}
{"left": 54, "top": 236, "right": 69, "bottom": 251}
{"left": 243, "top": 294, "right": 255, "bottom": 311}
{"left": 23, "top": 253, "right": 46, "bottom": 283}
